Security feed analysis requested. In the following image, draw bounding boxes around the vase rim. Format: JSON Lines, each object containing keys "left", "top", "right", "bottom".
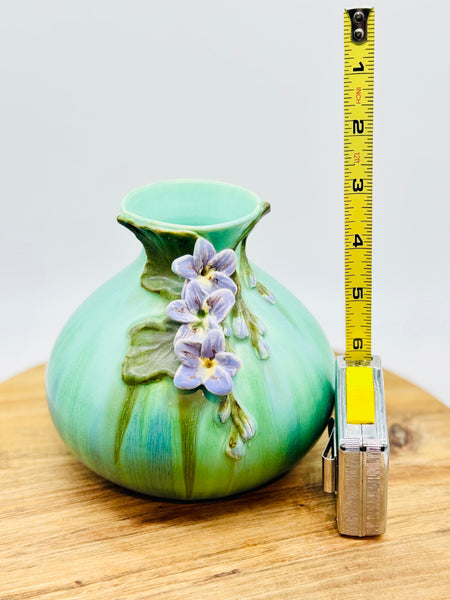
{"left": 120, "top": 180, "right": 266, "bottom": 232}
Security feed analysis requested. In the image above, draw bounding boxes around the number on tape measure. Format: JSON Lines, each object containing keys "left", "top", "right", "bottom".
{"left": 352, "top": 120, "right": 364, "bottom": 134}
{"left": 352, "top": 234, "right": 363, "bottom": 248}
{"left": 344, "top": 8, "right": 374, "bottom": 363}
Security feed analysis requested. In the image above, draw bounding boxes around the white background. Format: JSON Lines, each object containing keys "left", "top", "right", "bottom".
{"left": 1, "top": 1, "right": 449, "bottom": 405}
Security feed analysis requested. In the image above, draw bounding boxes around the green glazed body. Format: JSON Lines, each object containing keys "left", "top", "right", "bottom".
{"left": 46, "top": 181, "right": 334, "bottom": 499}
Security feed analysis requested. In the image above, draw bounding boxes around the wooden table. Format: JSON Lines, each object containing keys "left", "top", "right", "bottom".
{"left": 1, "top": 365, "right": 449, "bottom": 600}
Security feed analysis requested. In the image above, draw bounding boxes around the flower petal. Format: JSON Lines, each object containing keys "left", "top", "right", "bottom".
{"left": 174, "top": 339, "right": 202, "bottom": 367}
{"left": 215, "top": 352, "right": 242, "bottom": 377}
{"left": 256, "top": 281, "right": 276, "bottom": 304}
{"left": 256, "top": 337, "right": 270, "bottom": 360}
{"left": 241, "top": 268, "right": 257, "bottom": 288}
{"left": 234, "top": 409, "right": 255, "bottom": 441}
{"left": 205, "top": 289, "right": 235, "bottom": 323}
{"left": 201, "top": 328, "right": 225, "bottom": 359}
{"left": 194, "top": 276, "right": 214, "bottom": 294}
{"left": 171, "top": 255, "right": 197, "bottom": 279}
{"left": 255, "top": 317, "right": 266, "bottom": 335}
{"left": 209, "top": 271, "right": 237, "bottom": 294}
{"left": 166, "top": 300, "right": 198, "bottom": 323}
{"left": 226, "top": 435, "right": 246, "bottom": 460}
{"left": 218, "top": 396, "right": 231, "bottom": 423}
{"left": 174, "top": 324, "right": 205, "bottom": 345}
{"left": 232, "top": 314, "right": 249, "bottom": 339}
{"left": 184, "top": 280, "right": 209, "bottom": 314}
{"left": 205, "top": 315, "right": 220, "bottom": 329}
{"left": 193, "top": 238, "right": 215, "bottom": 271}
{"left": 181, "top": 279, "right": 189, "bottom": 300}
{"left": 208, "top": 249, "right": 237, "bottom": 276}
{"left": 174, "top": 364, "right": 203, "bottom": 390}
{"left": 204, "top": 365, "right": 233, "bottom": 395}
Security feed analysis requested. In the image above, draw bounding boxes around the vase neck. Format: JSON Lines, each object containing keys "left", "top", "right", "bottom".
{"left": 118, "top": 181, "right": 270, "bottom": 300}
{"left": 118, "top": 181, "right": 270, "bottom": 252}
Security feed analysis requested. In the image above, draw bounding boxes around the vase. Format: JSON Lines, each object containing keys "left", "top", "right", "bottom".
{"left": 46, "top": 180, "right": 334, "bottom": 500}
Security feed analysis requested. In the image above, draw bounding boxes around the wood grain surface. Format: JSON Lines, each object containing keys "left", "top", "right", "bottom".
{"left": 1, "top": 365, "right": 449, "bottom": 600}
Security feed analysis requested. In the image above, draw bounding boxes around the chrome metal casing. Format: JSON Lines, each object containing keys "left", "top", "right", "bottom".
{"left": 324, "top": 356, "right": 389, "bottom": 537}
{"left": 336, "top": 355, "right": 389, "bottom": 536}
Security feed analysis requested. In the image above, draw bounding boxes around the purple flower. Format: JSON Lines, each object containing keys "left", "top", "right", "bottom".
{"left": 166, "top": 280, "right": 235, "bottom": 337}
{"left": 172, "top": 238, "right": 237, "bottom": 294}
{"left": 173, "top": 328, "right": 241, "bottom": 395}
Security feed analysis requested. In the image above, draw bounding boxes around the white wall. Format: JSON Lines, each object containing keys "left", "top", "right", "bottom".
{"left": 1, "top": 1, "right": 449, "bottom": 405}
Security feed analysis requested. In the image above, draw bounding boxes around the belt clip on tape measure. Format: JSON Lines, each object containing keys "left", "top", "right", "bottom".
{"left": 322, "top": 7, "right": 389, "bottom": 537}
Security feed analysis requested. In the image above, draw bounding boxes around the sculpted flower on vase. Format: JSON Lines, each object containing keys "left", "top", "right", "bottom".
{"left": 166, "top": 280, "right": 235, "bottom": 333}
{"left": 174, "top": 328, "right": 241, "bottom": 395}
{"left": 172, "top": 238, "right": 237, "bottom": 294}
{"left": 167, "top": 239, "right": 242, "bottom": 395}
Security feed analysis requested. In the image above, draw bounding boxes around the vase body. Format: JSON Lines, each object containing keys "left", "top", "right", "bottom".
{"left": 47, "top": 181, "right": 334, "bottom": 499}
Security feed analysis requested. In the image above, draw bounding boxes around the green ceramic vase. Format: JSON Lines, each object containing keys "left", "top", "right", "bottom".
{"left": 46, "top": 181, "right": 334, "bottom": 499}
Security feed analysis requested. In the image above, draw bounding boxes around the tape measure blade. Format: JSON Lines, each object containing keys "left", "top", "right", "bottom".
{"left": 344, "top": 8, "right": 374, "bottom": 363}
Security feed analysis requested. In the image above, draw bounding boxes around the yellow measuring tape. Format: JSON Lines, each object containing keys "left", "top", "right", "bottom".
{"left": 344, "top": 8, "right": 375, "bottom": 423}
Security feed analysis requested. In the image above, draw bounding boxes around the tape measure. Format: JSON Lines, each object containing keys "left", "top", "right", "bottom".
{"left": 344, "top": 7, "right": 374, "bottom": 365}
{"left": 322, "top": 8, "right": 388, "bottom": 538}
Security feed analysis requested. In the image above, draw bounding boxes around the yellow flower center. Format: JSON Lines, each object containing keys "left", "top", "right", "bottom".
{"left": 199, "top": 357, "right": 217, "bottom": 381}
{"left": 198, "top": 268, "right": 216, "bottom": 288}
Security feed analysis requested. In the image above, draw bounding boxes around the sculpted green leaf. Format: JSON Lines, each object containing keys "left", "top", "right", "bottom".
{"left": 121, "top": 319, "right": 180, "bottom": 385}
{"left": 118, "top": 216, "right": 197, "bottom": 299}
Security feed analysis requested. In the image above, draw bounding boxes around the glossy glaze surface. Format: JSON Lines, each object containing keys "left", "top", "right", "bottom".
{"left": 47, "top": 181, "right": 334, "bottom": 499}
